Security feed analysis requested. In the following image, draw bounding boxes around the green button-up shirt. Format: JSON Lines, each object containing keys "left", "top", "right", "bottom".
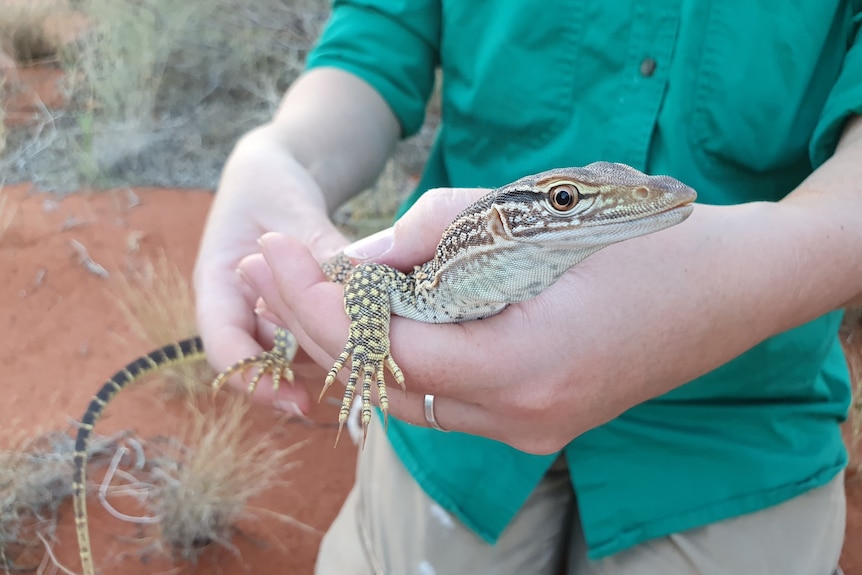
{"left": 307, "top": 0, "right": 861, "bottom": 559}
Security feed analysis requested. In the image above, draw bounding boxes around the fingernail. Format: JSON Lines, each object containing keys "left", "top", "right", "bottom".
{"left": 343, "top": 227, "right": 394, "bottom": 260}
{"left": 275, "top": 400, "right": 305, "bottom": 417}
{"left": 254, "top": 299, "right": 281, "bottom": 325}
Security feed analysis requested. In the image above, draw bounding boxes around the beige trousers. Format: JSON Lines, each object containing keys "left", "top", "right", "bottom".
{"left": 316, "top": 417, "right": 846, "bottom": 575}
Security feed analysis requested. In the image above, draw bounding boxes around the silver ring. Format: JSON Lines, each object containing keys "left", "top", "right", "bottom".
{"left": 424, "top": 394, "right": 448, "bottom": 432}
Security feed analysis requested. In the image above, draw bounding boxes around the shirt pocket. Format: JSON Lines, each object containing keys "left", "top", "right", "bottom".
{"left": 688, "top": 1, "right": 852, "bottom": 175}
{"left": 439, "top": 0, "right": 581, "bottom": 155}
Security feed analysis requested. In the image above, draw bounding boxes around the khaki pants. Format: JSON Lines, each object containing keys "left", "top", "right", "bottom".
{"left": 316, "top": 417, "right": 846, "bottom": 575}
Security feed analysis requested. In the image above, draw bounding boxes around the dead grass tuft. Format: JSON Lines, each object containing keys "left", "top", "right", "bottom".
{"left": 0, "top": 0, "right": 68, "bottom": 63}
{"left": 64, "top": 0, "right": 329, "bottom": 186}
{"left": 0, "top": 81, "right": 5, "bottom": 158}
{"left": 841, "top": 308, "right": 862, "bottom": 473}
{"left": 143, "top": 398, "right": 308, "bottom": 562}
{"left": 0, "top": 429, "right": 125, "bottom": 572}
{"left": 0, "top": 186, "right": 15, "bottom": 238}
{"left": 0, "top": 437, "right": 69, "bottom": 571}
{"left": 114, "top": 251, "right": 214, "bottom": 400}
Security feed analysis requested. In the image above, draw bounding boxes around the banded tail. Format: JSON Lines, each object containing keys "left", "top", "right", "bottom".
{"left": 73, "top": 337, "right": 206, "bottom": 575}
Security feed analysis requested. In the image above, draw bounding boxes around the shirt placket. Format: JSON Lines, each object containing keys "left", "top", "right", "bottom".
{"left": 606, "top": 1, "right": 680, "bottom": 171}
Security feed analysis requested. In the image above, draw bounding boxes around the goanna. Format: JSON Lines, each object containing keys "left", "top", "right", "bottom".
{"left": 73, "top": 162, "right": 696, "bottom": 575}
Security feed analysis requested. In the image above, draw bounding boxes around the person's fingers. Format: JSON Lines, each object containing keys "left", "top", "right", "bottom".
{"left": 240, "top": 241, "right": 347, "bottom": 374}
{"left": 249, "top": 233, "right": 524, "bottom": 401}
{"left": 195, "top": 248, "right": 312, "bottom": 411}
{"left": 379, "top": 389, "right": 553, "bottom": 451}
{"left": 195, "top": 250, "right": 265, "bottom": 371}
{"left": 378, "top": 387, "right": 480, "bottom": 431}
{"left": 343, "top": 187, "right": 487, "bottom": 269}
{"left": 244, "top": 233, "right": 567, "bottom": 448}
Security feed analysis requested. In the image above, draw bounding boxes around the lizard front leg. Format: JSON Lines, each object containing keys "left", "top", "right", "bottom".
{"left": 211, "top": 326, "right": 297, "bottom": 393}
{"left": 321, "top": 262, "right": 406, "bottom": 445}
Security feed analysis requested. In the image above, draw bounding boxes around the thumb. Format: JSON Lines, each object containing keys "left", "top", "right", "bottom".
{"left": 343, "top": 187, "right": 486, "bottom": 269}
{"left": 291, "top": 209, "right": 350, "bottom": 262}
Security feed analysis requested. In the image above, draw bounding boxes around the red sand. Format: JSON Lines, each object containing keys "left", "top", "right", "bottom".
{"left": 1, "top": 183, "right": 357, "bottom": 573}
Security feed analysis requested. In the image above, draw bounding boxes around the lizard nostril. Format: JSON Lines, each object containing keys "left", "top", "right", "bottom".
{"left": 634, "top": 187, "right": 650, "bottom": 200}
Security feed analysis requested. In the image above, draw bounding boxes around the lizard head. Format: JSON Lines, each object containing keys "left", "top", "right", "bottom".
{"left": 426, "top": 163, "right": 697, "bottom": 311}
{"left": 488, "top": 161, "right": 696, "bottom": 249}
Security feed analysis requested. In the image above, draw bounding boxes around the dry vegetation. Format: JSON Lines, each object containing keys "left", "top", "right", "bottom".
{"left": 0, "top": 77, "right": 6, "bottom": 157}
{"left": 0, "top": 430, "right": 127, "bottom": 572}
{"left": 101, "top": 397, "right": 309, "bottom": 564}
{"left": 63, "top": 0, "right": 329, "bottom": 187}
{"left": 2, "top": 1, "right": 857, "bottom": 573}
{"left": 0, "top": 0, "right": 432, "bottom": 210}
{"left": 0, "top": 401, "right": 305, "bottom": 571}
{"left": 114, "top": 251, "right": 214, "bottom": 400}
{"left": 0, "top": 187, "right": 15, "bottom": 238}
{"left": 0, "top": 0, "right": 82, "bottom": 156}
{"left": 842, "top": 308, "right": 862, "bottom": 472}
{"left": 0, "top": 0, "right": 66, "bottom": 64}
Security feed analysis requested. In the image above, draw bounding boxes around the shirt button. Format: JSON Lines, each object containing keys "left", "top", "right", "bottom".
{"left": 639, "top": 57, "right": 657, "bottom": 77}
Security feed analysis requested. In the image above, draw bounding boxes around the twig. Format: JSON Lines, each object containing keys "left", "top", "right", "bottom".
{"left": 68, "top": 239, "right": 109, "bottom": 278}
{"left": 34, "top": 532, "right": 77, "bottom": 575}
{"left": 98, "top": 446, "right": 160, "bottom": 525}
{"left": 245, "top": 506, "right": 318, "bottom": 535}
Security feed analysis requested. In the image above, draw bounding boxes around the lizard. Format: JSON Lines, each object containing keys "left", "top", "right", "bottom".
{"left": 73, "top": 162, "right": 696, "bottom": 575}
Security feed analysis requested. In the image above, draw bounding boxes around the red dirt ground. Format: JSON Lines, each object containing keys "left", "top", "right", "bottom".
{"left": 2, "top": 63, "right": 860, "bottom": 575}
{"left": 1, "top": 182, "right": 358, "bottom": 574}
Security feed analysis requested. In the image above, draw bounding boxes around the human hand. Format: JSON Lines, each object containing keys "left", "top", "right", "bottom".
{"left": 240, "top": 185, "right": 844, "bottom": 454}
{"left": 193, "top": 125, "right": 348, "bottom": 412}
{"left": 193, "top": 67, "right": 399, "bottom": 415}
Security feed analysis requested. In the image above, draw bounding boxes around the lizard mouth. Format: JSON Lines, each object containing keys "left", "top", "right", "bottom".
{"left": 645, "top": 194, "right": 696, "bottom": 221}
{"left": 651, "top": 200, "right": 695, "bottom": 220}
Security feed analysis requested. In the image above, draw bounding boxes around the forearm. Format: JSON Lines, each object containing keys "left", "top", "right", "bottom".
{"left": 238, "top": 118, "right": 862, "bottom": 449}
{"left": 579, "top": 120, "right": 862, "bottom": 417}
{"left": 778, "top": 114, "right": 862, "bottom": 309}
{"left": 264, "top": 67, "right": 400, "bottom": 211}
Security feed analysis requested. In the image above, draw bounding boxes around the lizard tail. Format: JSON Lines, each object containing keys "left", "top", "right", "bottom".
{"left": 73, "top": 336, "right": 206, "bottom": 575}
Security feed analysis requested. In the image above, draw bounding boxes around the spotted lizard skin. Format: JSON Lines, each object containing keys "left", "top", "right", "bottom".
{"left": 73, "top": 162, "right": 696, "bottom": 575}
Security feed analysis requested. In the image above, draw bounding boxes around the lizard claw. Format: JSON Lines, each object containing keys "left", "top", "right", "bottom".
{"left": 321, "top": 262, "right": 405, "bottom": 447}
{"left": 211, "top": 328, "right": 297, "bottom": 395}
{"left": 323, "top": 345, "right": 403, "bottom": 447}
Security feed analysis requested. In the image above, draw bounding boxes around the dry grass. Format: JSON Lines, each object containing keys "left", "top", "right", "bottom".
{"left": 333, "top": 161, "right": 414, "bottom": 238}
{"left": 0, "top": 0, "right": 432, "bottom": 205}
{"left": 114, "top": 251, "right": 214, "bottom": 400}
{"left": 63, "top": 0, "right": 329, "bottom": 186}
{"left": 0, "top": 0, "right": 67, "bottom": 64}
{"left": 0, "top": 186, "right": 14, "bottom": 239}
{"left": 0, "top": 429, "right": 125, "bottom": 572}
{"left": 842, "top": 308, "right": 862, "bottom": 473}
{"left": 0, "top": 435, "right": 69, "bottom": 572}
{"left": 138, "top": 397, "right": 308, "bottom": 563}
{"left": 0, "top": 77, "right": 6, "bottom": 157}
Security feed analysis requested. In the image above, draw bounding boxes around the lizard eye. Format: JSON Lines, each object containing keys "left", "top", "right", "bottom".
{"left": 549, "top": 184, "right": 579, "bottom": 211}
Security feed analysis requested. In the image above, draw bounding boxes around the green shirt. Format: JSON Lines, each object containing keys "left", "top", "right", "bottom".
{"left": 307, "top": 0, "right": 861, "bottom": 559}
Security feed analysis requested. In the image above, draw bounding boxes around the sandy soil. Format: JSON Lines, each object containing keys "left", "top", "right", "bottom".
{"left": 2, "top": 63, "right": 860, "bottom": 575}
{"left": 1, "top": 182, "right": 357, "bottom": 574}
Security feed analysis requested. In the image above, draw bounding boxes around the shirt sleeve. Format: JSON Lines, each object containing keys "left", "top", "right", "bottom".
{"left": 810, "top": 10, "right": 862, "bottom": 167}
{"left": 305, "top": 0, "right": 440, "bottom": 138}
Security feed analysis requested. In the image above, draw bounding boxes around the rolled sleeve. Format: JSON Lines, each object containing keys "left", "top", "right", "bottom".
{"left": 306, "top": 0, "right": 440, "bottom": 137}
{"left": 810, "top": 11, "right": 862, "bottom": 167}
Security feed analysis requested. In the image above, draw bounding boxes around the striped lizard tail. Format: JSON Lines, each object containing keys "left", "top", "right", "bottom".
{"left": 72, "top": 337, "right": 206, "bottom": 575}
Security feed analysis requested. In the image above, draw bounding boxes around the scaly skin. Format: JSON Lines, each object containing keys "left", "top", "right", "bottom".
{"left": 74, "top": 162, "right": 696, "bottom": 575}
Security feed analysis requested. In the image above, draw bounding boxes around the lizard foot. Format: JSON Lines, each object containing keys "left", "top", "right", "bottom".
{"left": 320, "top": 262, "right": 406, "bottom": 447}
{"left": 320, "top": 344, "right": 404, "bottom": 448}
{"left": 211, "top": 328, "right": 297, "bottom": 394}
